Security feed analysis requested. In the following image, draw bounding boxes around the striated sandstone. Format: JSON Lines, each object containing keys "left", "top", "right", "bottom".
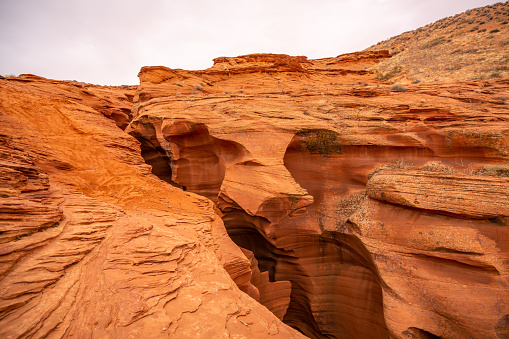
{"left": 367, "top": 169, "right": 509, "bottom": 218}
{"left": 128, "top": 47, "right": 509, "bottom": 338}
{"left": 0, "top": 76, "right": 305, "bottom": 338}
{"left": 1, "top": 5, "right": 509, "bottom": 337}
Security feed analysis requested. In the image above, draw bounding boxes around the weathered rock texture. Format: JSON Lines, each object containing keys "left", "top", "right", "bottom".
{"left": 0, "top": 76, "right": 304, "bottom": 338}
{"left": 127, "top": 46, "right": 509, "bottom": 339}
{"left": 1, "top": 4, "right": 509, "bottom": 339}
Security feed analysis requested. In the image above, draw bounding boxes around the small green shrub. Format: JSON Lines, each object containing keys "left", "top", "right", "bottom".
{"left": 301, "top": 130, "right": 342, "bottom": 155}
{"left": 477, "top": 164, "right": 509, "bottom": 177}
{"left": 390, "top": 85, "right": 407, "bottom": 92}
{"left": 420, "top": 161, "right": 454, "bottom": 173}
{"left": 376, "top": 66, "right": 402, "bottom": 81}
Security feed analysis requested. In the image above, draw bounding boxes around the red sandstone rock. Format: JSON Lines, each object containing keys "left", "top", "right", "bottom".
{"left": 367, "top": 169, "right": 509, "bottom": 218}
{"left": 350, "top": 194, "right": 509, "bottom": 338}
{"left": 128, "top": 47, "right": 508, "bottom": 338}
{"left": 0, "top": 77, "right": 305, "bottom": 338}
{"left": 2, "top": 7, "right": 509, "bottom": 336}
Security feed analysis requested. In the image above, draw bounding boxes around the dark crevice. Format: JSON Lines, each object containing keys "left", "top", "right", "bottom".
{"left": 222, "top": 208, "right": 325, "bottom": 338}
{"left": 134, "top": 134, "right": 184, "bottom": 189}
{"left": 402, "top": 327, "right": 442, "bottom": 339}
{"left": 412, "top": 253, "right": 500, "bottom": 280}
{"left": 160, "top": 122, "right": 248, "bottom": 201}
{"left": 433, "top": 247, "right": 483, "bottom": 255}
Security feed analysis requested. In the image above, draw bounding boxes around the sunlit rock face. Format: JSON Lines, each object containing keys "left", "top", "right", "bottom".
{"left": 128, "top": 51, "right": 509, "bottom": 338}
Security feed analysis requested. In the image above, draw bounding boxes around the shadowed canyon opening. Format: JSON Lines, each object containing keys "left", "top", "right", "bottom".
{"left": 131, "top": 123, "right": 394, "bottom": 338}
{"left": 127, "top": 102, "right": 509, "bottom": 339}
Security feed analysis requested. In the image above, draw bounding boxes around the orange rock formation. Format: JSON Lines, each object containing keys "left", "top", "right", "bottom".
{"left": 126, "top": 49, "right": 508, "bottom": 338}
{"left": 1, "top": 4, "right": 509, "bottom": 339}
{"left": 0, "top": 76, "right": 304, "bottom": 338}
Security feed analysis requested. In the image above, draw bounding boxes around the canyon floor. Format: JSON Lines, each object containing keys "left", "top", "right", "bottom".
{"left": 1, "top": 2, "right": 509, "bottom": 339}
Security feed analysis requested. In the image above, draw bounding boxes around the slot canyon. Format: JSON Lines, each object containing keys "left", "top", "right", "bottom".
{"left": 1, "top": 51, "right": 508, "bottom": 338}
{"left": 125, "top": 53, "right": 508, "bottom": 338}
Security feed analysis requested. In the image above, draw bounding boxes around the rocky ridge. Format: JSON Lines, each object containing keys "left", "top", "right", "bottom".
{"left": 1, "top": 4, "right": 509, "bottom": 339}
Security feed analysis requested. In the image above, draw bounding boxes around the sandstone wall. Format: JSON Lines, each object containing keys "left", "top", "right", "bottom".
{"left": 1, "top": 50, "right": 508, "bottom": 338}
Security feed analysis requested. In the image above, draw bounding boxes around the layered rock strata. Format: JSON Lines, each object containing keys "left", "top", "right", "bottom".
{"left": 0, "top": 76, "right": 305, "bottom": 338}
{"left": 356, "top": 169, "right": 509, "bottom": 339}
{"left": 128, "top": 52, "right": 509, "bottom": 338}
{"left": 1, "top": 46, "right": 508, "bottom": 338}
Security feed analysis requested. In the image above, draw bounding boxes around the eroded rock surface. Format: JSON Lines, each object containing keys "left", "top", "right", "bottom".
{"left": 1, "top": 13, "right": 509, "bottom": 337}
{"left": 127, "top": 50, "right": 509, "bottom": 338}
{"left": 354, "top": 169, "right": 509, "bottom": 338}
{"left": 0, "top": 77, "right": 305, "bottom": 338}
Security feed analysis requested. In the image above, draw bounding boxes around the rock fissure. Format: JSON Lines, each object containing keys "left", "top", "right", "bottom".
{"left": 121, "top": 48, "right": 509, "bottom": 337}
{"left": 3, "top": 9, "right": 509, "bottom": 336}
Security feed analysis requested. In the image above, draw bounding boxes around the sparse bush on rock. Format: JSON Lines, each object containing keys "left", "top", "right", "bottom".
{"left": 300, "top": 129, "right": 342, "bottom": 155}
{"left": 476, "top": 164, "right": 509, "bottom": 177}
{"left": 420, "top": 161, "right": 454, "bottom": 173}
{"left": 390, "top": 84, "right": 407, "bottom": 92}
{"left": 376, "top": 66, "right": 402, "bottom": 81}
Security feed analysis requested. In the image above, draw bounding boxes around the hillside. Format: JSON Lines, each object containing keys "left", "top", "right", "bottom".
{"left": 366, "top": 1, "right": 509, "bottom": 83}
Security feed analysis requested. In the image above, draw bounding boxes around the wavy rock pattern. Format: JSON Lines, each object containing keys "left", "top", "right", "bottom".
{"left": 129, "top": 51, "right": 509, "bottom": 339}
{"left": 0, "top": 77, "right": 305, "bottom": 338}
{"left": 1, "top": 39, "right": 509, "bottom": 338}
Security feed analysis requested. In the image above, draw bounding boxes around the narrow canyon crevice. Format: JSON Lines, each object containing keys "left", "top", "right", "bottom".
{"left": 159, "top": 121, "right": 248, "bottom": 201}
{"left": 136, "top": 135, "right": 182, "bottom": 188}
{"left": 131, "top": 122, "right": 392, "bottom": 338}
{"left": 127, "top": 117, "right": 508, "bottom": 339}
{"left": 221, "top": 207, "right": 325, "bottom": 337}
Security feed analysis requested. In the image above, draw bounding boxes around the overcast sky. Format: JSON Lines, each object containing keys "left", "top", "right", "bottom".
{"left": 0, "top": 0, "right": 502, "bottom": 85}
